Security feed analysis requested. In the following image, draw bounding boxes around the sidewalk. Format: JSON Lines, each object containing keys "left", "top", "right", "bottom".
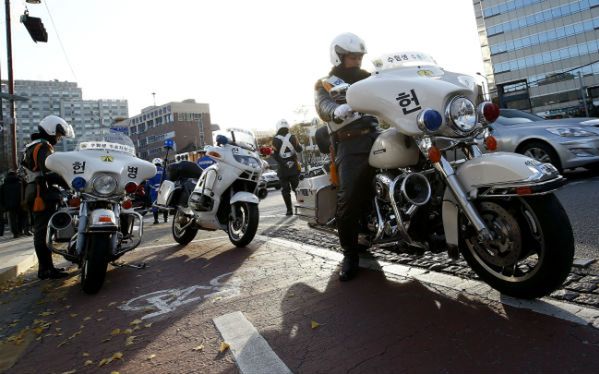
{"left": 0, "top": 235, "right": 36, "bottom": 284}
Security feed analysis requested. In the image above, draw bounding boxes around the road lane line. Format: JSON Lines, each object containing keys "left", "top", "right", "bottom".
{"left": 255, "top": 234, "right": 599, "bottom": 328}
{"left": 213, "top": 311, "right": 292, "bottom": 374}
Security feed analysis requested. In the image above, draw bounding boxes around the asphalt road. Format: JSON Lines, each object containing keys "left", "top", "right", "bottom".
{"left": 0, "top": 173, "right": 598, "bottom": 374}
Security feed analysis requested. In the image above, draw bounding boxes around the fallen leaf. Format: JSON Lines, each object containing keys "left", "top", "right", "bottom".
{"left": 108, "top": 302, "right": 117, "bottom": 307}
{"left": 129, "top": 319, "right": 142, "bottom": 326}
{"left": 68, "top": 331, "right": 81, "bottom": 340}
{"left": 192, "top": 344, "right": 204, "bottom": 352}
{"left": 219, "top": 342, "right": 230, "bottom": 352}
{"left": 57, "top": 341, "right": 68, "bottom": 348}
{"left": 84, "top": 360, "right": 93, "bottom": 366}
{"left": 83, "top": 316, "right": 91, "bottom": 321}
{"left": 64, "top": 305, "right": 71, "bottom": 309}
{"left": 102, "top": 338, "right": 112, "bottom": 343}
{"left": 110, "top": 328, "right": 121, "bottom": 336}
{"left": 96, "top": 318, "right": 104, "bottom": 322}
{"left": 69, "top": 313, "right": 78, "bottom": 318}
{"left": 39, "top": 311, "right": 55, "bottom": 317}
{"left": 311, "top": 320, "right": 320, "bottom": 329}
{"left": 98, "top": 358, "right": 109, "bottom": 367}
{"left": 147, "top": 354, "right": 156, "bottom": 360}
{"left": 82, "top": 353, "right": 90, "bottom": 357}
{"left": 125, "top": 336, "right": 136, "bottom": 346}
{"left": 111, "top": 372, "right": 120, "bottom": 374}
{"left": 33, "top": 327, "right": 44, "bottom": 335}
{"left": 122, "top": 328, "right": 133, "bottom": 335}
{"left": 144, "top": 323, "right": 153, "bottom": 328}
{"left": 61, "top": 370, "right": 76, "bottom": 374}
{"left": 97, "top": 309, "right": 104, "bottom": 313}
{"left": 112, "top": 352, "right": 123, "bottom": 360}
{"left": 55, "top": 328, "right": 62, "bottom": 332}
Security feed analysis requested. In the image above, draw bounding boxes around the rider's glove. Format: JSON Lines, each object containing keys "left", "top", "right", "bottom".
{"left": 333, "top": 104, "right": 353, "bottom": 124}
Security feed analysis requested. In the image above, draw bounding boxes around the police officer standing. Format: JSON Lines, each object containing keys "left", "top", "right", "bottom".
{"left": 22, "top": 115, "right": 75, "bottom": 279}
{"left": 147, "top": 158, "right": 168, "bottom": 224}
{"left": 271, "top": 119, "right": 303, "bottom": 216}
{"left": 314, "top": 33, "right": 379, "bottom": 281}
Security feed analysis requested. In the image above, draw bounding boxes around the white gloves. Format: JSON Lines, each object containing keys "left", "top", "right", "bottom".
{"left": 333, "top": 104, "right": 353, "bottom": 123}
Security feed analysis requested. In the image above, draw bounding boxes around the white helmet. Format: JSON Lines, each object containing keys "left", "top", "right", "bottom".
{"left": 39, "top": 115, "right": 75, "bottom": 138}
{"left": 276, "top": 119, "right": 289, "bottom": 131}
{"left": 330, "top": 32, "right": 367, "bottom": 66}
{"left": 152, "top": 158, "right": 163, "bottom": 167}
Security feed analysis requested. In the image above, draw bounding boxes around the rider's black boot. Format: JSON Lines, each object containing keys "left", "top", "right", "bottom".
{"left": 339, "top": 250, "right": 359, "bottom": 282}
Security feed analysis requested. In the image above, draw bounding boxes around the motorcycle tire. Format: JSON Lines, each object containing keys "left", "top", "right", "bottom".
{"left": 81, "top": 234, "right": 110, "bottom": 294}
{"left": 228, "top": 202, "right": 259, "bottom": 247}
{"left": 460, "top": 194, "right": 574, "bottom": 299}
{"left": 172, "top": 208, "right": 198, "bottom": 245}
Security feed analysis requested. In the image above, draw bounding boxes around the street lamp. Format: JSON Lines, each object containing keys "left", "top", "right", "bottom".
{"left": 1, "top": 0, "right": 46, "bottom": 169}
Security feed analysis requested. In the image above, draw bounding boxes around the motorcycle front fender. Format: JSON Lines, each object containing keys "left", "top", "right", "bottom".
{"left": 442, "top": 152, "right": 564, "bottom": 247}
{"left": 230, "top": 191, "right": 259, "bottom": 205}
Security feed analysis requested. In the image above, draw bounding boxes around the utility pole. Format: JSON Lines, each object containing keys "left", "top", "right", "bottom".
{"left": 5, "top": 0, "right": 17, "bottom": 169}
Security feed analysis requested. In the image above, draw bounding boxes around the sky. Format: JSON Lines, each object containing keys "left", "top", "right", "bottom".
{"left": 2, "top": 0, "right": 484, "bottom": 132}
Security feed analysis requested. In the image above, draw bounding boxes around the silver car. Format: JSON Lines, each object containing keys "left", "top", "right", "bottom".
{"left": 488, "top": 109, "right": 599, "bottom": 172}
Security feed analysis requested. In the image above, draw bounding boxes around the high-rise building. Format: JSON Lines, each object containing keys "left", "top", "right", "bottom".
{"left": 473, "top": 0, "right": 599, "bottom": 117}
{"left": 0, "top": 79, "right": 128, "bottom": 164}
{"left": 128, "top": 99, "right": 212, "bottom": 161}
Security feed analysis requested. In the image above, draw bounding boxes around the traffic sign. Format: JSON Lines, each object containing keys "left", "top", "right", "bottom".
{"left": 197, "top": 155, "right": 215, "bottom": 170}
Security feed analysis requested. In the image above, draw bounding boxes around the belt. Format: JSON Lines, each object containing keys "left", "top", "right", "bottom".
{"left": 335, "top": 126, "right": 374, "bottom": 142}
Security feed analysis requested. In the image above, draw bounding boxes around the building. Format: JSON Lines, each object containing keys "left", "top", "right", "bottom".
{"left": 473, "top": 0, "right": 599, "bottom": 117}
{"left": 0, "top": 79, "right": 128, "bottom": 161}
{"left": 128, "top": 99, "right": 212, "bottom": 161}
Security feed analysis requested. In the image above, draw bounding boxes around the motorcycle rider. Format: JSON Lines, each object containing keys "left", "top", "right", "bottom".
{"left": 22, "top": 115, "right": 75, "bottom": 279}
{"left": 314, "top": 32, "right": 379, "bottom": 281}
{"left": 271, "top": 119, "right": 303, "bottom": 216}
{"left": 148, "top": 158, "right": 168, "bottom": 224}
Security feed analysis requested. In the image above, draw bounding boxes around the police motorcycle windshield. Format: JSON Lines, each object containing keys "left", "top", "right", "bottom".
{"left": 213, "top": 128, "right": 258, "bottom": 151}
{"left": 76, "top": 131, "right": 137, "bottom": 155}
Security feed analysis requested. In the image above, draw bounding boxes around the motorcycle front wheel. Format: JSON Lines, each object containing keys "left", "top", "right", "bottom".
{"left": 228, "top": 202, "right": 259, "bottom": 247}
{"left": 81, "top": 234, "right": 110, "bottom": 294}
{"left": 172, "top": 208, "right": 198, "bottom": 245}
{"left": 460, "top": 194, "right": 574, "bottom": 299}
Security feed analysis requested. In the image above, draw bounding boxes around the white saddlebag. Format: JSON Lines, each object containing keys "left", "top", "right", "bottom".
{"left": 295, "top": 173, "right": 337, "bottom": 225}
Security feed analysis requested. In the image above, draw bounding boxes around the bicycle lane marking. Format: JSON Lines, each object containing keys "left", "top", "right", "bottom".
{"left": 118, "top": 271, "right": 242, "bottom": 319}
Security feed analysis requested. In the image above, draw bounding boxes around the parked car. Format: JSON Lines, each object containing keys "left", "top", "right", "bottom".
{"left": 486, "top": 109, "right": 599, "bottom": 172}
{"left": 260, "top": 170, "right": 281, "bottom": 189}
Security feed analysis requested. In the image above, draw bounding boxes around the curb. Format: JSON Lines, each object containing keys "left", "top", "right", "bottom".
{"left": 0, "top": 237, "right": 38, "bottom": 284}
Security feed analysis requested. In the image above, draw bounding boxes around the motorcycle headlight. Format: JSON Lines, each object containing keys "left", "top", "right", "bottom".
{"left": 92, "top": 174, "right": 118, "bottom": 196}
{"left": 233, "top": 155, "right": 261, "bottom": 169}
{"left": 546, "top": 128, "right": 597, "bottom": 137}
{"left": 446, "top": 96, "right": 477, "bottom": 136}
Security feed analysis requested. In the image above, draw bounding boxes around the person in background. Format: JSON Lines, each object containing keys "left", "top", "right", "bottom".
{"left": 271, "top": 119, "right": 303, "bottom": 216}
{"left": 147, "top": 158, "right": 168, "bottom": 224}
{"left": 0, "top": 171, "right": 27, "bottom": 238}
{"left": 22, "top": 115, "right": 75, "bottom": 279}
{"left": 314, "top": 32, "right": 379, "bottom": 281}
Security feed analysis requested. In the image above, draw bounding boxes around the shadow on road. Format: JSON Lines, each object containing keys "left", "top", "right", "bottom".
{"left": 262, "top": 268, "right": 599, "bottom": 373}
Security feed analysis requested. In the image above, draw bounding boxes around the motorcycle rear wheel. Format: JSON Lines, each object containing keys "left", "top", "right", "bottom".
{"left": 228, "top": 202, "right": 259, "bottom": 247}
{"left": 81, "top": 234, "right": 110, "bottom": 294}
{"left": 460, "top": 194, "right": 574, "bottom": 299}
{"left": 172, "top": 208, "right": 198, "bottom": 245}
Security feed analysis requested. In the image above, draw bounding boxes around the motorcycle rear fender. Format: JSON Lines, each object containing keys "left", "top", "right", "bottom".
{"left": 157, "top": 180, "right": 175, "bottom": 206}
{"left": 442, "top": 152, "right": 563, "bottom": 247}
{"left": 230, "top": 191, "right": 259, "bottom": 205}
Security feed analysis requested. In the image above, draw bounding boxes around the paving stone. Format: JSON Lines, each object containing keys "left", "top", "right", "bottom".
{"left": 573, "top": 294, "right": 599, "bottom": 307}
{"left": 550, "top": 289, "right": 579, "bottom": 301}
{"left": 566, "top": 282, "right": 598, "bottom": 293}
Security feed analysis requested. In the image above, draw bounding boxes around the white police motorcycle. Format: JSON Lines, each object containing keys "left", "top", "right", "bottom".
{"left": 156, "top": 128, "right": 265, "bottom": 247}
{"left": 45, "top": 132, "right": 156, "bottom": 294}
{"left": 296, "top": 52, "right": 574, "bottom": 299}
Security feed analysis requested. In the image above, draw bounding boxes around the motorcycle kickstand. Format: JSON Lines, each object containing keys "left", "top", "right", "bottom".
{"left": 111, "top": 261, "right": 147, "bottom": 270}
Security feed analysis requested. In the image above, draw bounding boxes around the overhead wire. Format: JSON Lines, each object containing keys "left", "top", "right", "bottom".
{"left": 42, "top": 0, "right": 78, "bottom": 81}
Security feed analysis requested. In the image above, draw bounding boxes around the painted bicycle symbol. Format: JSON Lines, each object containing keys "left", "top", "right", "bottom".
{"left": 119, "top": 272, "right": 242, "bottom": 320}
